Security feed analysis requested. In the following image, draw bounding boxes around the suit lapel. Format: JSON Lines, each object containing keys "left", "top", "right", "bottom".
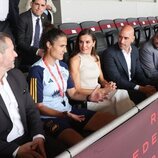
{"left": 0, "top": 95, "right": 10, "bottom": 118}
{"left": 117, "top": 50, "right": 129, "bottom": 77}
{"left": 0, "top": 74, "right": 23, "bottom": 119}
{"left": 28, "top": 10, "right": 33, "bottom": 42}
{"left": 41, "top": 13, "right": 46, "bottom": 25}
{"left": 7, "top": 74, "right": 26, "bottom": 125}
{"left": 131, "top": 49, "right": 136, "bottom": 79}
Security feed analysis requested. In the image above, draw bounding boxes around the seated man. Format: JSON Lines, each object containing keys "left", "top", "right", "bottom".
{"left": 16, "top": 0, "right": 49, "bottom": 72}
{"left": 102, "top": 25, "right": 156, "bottom": 104}
{"left": 139, "top": 31, "right": 158, "bottom": 81}
{"left": 0, "top": 32, "right": 46, "bottom": 158}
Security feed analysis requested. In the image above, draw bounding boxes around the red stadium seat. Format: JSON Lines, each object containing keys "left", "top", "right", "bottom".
{"left": 138, "top": 17, "right": 154, "bottom": 40}
{"left": 98, "top": 19, "right": 118, "bottom": 46}
{"left": 147, "top": 16, "right": 158, "bottom": 33}
{"left": 58, "top": 22, "right": 81, "bottom": 55}
{"left": 113, "top": 18, "right": 128, "bottom": 31}
{"left": 127, "top": 17, "right": 146, "bottom": 47}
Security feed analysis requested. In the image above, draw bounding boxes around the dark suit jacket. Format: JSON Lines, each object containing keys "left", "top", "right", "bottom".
{"left": 0, "top": 68, "right": 44, "bottom": 158}
{"left": 8, "top": 0, "right": 20, "bottom": 38}
{"left": 139, "top": 39, "right": 158, "bottom": 80}
{"left": 102, "top": 43, "right": 150, "bottom": 90}
{"left": 0, "top": 0, "right": 20, "bottom": 42}
{"left": 17, "top": 10, "right": 48, "bottom": 66}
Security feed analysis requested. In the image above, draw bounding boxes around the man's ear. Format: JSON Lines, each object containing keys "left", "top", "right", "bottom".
{"left": 46, "top": 41, "right": 52, "bottom": 49}
{"left": 132, "top": 35, "right": 135, "bottom": 43}
{"left": 30, "top": 2, "right": 33, "bottom": 7}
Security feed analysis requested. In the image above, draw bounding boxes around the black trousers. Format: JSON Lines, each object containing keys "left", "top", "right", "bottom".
{"left": 128, "top": 90, "right": 147, "bottom": 105}
{"left": 0, "top": 20, "right": 14, "bottom": 42}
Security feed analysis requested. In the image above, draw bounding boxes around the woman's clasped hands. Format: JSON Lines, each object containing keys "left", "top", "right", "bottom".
{"left": 88, "top": 81, "right": 117, "bottom": 102}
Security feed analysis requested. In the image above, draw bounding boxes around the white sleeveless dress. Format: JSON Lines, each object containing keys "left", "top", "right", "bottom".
{"left": 79, "top": 53, "right": 134, "bottom": 116}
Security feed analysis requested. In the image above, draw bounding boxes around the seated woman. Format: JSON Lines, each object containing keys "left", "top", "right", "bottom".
{"left": 69, "top": 29, "right": 134, "bottom": 116}
{"left": 27, "top": 27, "right": 116, "bottom": 147}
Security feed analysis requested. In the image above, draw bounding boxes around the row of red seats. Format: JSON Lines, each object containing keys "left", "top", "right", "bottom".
{"left": 58, "top": 16, "right": 158, "bottom": 55}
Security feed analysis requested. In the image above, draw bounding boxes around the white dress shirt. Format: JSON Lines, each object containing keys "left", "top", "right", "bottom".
{"left": 122, "top": 47, "right": 132, "bottom": 81}
{"left": 122, "top": 47, "right": 140, "bottom": 90}
{"left": 0, "top": 73, "right": 24, "bottom": 142}
{"left": 0, "top": 0, "right": 9, "bottom": 21}
{"left": 0, "top": 73, "right": 45, "bottom": 157}
{"left": 31, "top": 12, "right": 43, "bottom": 46}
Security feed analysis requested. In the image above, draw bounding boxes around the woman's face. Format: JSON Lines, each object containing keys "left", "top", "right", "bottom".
{"left": 79, "top": 34, "right": 95, "bottom": 54}
{"left": 48, "top": 36, "right": 67, "bottom": 61}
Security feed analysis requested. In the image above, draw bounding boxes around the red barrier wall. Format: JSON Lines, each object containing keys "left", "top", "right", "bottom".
{"left": 75, "top": 99, "right": 158, "bottom": 158}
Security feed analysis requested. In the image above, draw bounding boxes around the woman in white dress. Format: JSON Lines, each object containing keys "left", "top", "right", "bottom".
{"left": 69, "top": 29, "right": 135, "bottom": 116}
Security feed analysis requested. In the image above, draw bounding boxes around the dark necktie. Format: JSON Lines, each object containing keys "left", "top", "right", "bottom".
{"left": 33, "top": 18, "right": 40, "bottom": 48}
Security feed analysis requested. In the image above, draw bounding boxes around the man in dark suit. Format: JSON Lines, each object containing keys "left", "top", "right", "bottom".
{"left": 139, "top": 31, "right": 158, "bottom": 81}
{"left": 0, "top": 32, "right": 46, "bottom": 158}
{"left": 102, "top": 25, "right": 156, "bottom": 104}
{"left": 17, "top": 0, "right": 49, "bottom": 72}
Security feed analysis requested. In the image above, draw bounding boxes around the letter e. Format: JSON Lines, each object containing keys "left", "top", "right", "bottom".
{"left": 143, "top": 141, "right": 149, "bottom": 154}
{"left": 133, "top": 149, "right": 139, "bottom": 158}
{"left": 152, "top": 132, "right": 157, "bottom": 145}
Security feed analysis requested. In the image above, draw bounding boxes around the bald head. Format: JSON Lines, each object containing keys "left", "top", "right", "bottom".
{"left": 120, "top": 25, "right": 135, "bottom": 36}
{"left": 118, "top": 25, "right": 135, "bottom": 52}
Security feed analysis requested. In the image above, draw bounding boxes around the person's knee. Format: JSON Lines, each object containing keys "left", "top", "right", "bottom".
{"left": 84, "top": 112, "right": 116, "bottom": 131}
{"left": 58, "top": 128, "right": 83, "bottom": 146}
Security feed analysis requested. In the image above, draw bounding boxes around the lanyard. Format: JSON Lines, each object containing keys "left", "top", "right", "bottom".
{"left": 43, "top": 59, "right": 64, "bottom": 97}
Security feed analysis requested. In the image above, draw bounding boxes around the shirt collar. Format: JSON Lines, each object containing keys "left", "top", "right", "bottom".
{"left": 0, "top": 73, "right": 8, "bottom": 86}
{"left": 31, "top": 11, "right": 41, "bottom": 20}
{"left": 122, "top": 46, "right": 132, "bottom": 54}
